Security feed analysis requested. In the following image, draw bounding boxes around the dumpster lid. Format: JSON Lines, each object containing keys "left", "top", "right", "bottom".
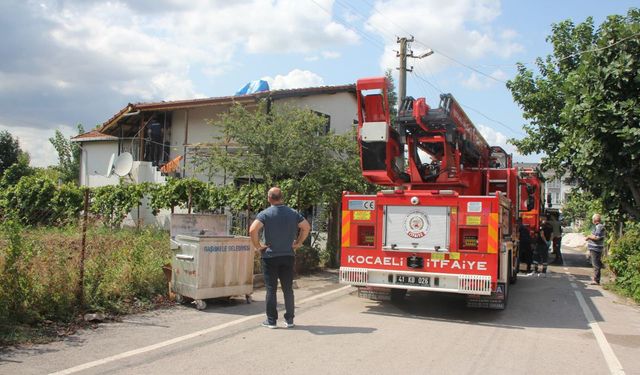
{"left": 174, "top": 234, "right": 237, "bottom": 241}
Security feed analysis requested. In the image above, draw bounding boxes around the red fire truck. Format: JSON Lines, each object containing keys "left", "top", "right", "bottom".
{"left": 339, "top": 77, "right": 543, "bottom": 309}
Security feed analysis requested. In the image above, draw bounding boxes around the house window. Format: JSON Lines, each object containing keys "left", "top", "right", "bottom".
{"left": 312, "top": 111, "right": 330, "bottom": 135}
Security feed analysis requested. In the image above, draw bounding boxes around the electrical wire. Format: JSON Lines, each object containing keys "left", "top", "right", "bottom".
{"left": 309, "top": 0, "right": 386, "bottom": 51}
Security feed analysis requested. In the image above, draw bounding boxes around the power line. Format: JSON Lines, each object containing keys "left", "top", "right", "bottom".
{"left": 308, "top": 0, "right": 386, "bottom": 51}
{"left": 458, "top": 102, "right": 524, "bottom": 138}
{"left": 410, "top": 69, "right": 442, "bottom": 97}
{"left": 409, "top": 69, "right": 523, "bottom": 139}
{"left": 415, "top": 40, "right": 508, "bottom": 84}
{"left": 555, "top": 31, "right": 640, "bottom": 63}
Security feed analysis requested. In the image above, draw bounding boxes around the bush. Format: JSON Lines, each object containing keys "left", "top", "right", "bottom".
{"left": 295, "top": 245, "right": 320, "bottom": 274}
{"left": 1, "top": 175, "right": 83, "bottom": 226}
{"left": 607, "top": 222, "right": 640, "bottom": 302}
{"left": 91, "top": 184, "right": 147, "bottom": 227}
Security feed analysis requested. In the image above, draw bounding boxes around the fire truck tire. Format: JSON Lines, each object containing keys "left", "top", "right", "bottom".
{"left": 390, "top": 288, "right": 407, "bottom": 302}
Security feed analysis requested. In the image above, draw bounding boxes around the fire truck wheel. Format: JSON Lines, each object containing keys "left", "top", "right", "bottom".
{"left": 390, "top": 288, "right": 407, "bottom": 302}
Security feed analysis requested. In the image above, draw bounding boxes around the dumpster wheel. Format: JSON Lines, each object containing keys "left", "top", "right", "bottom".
{"left": 175, "top": 294, "right": 185, "bottom": 304}
{"left": 245, "top": 294, "right": 252, "bottom": 304}
{"left": 195, "top": 299, "right": 207, "bottom": 310}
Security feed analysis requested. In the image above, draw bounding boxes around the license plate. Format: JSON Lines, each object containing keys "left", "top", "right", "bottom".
{"left": 395, "top": 275, "right": 430, "bottom": 286}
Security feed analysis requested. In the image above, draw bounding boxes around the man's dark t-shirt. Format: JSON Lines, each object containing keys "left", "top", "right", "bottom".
{"left": 256, "top": 204, "right": 304, "bottom": 258}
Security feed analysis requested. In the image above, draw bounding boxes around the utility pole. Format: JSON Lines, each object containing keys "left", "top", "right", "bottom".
{"left": 397, "top": 36, "right": 434, "bottom": 108}
{"left": 396, "top": 36, "right": 414, "bottom": 106}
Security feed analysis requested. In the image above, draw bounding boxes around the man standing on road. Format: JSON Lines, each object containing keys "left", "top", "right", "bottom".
{"left": 532, "top": 218, "right": 552, "bottom": 276}
{"left": 249, "top": 187, "right": 311, "bottom": 329}
{"left": 586, "top": 213, "right": 606, "bottom": 285}
{"left": 548, "top": 214, "right": 563, "bottom": 264}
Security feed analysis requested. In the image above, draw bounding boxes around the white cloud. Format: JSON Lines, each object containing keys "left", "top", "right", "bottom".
{"left": 0, "top": 123, "right": 77, "bottom": 168}
{"left": 477, "top": 123, "right": 525, "bottom": 160}
{"left": 461, "top": 69, "right": 508, "bottom": 90}
{"left": 263, "top": 69, "right": 325, "bottom": 90}
{"left": 366, "top": 0, "right": 523, "bottom": 74}
{"left": 0, "top": 1, "right": 362, "bottom": 167}
{"left": 322, "top": 51, "right": 341, "bottom": 59}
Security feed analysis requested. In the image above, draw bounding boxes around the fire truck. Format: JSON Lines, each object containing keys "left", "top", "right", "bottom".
{"left": 339, "top": 77, "right": 543, "bottom": 309}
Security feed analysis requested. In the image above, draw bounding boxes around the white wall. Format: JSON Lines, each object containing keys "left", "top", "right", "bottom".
{"left": 169, "top": 107, "right": 227, "bottom": 182}
{"left": 276, "top": 92, "right": 357, "bottom": 135}
{"left": 166, "top": 92, "right": 357, "bottom": 183}
{"left": 79, "top": 141, "right": 119, "bottom": 187}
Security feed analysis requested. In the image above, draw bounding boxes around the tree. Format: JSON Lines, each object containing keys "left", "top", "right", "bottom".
{"left": 507, "top": 9, "right": 640, "bottom": 221}
{"left": 0, "top": 130, "right": 24, "bottom": 177}
{"left": 385, "top": 69, "right": 398, "bottom": 123}
{"left": 197, "top": 100, "right": 369, "bottom": 199}
{"left": 193, "top": 100, "right": 373, "bottom": 267}
{"left": 49, "top": 124, "right": 84, "bottom": 184}
{"left": 0, "top": 153, "right": 33, "bottom": 188}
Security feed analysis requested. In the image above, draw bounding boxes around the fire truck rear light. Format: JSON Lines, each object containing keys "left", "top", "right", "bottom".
{"left": 458, "top": 275, "right": 492, "bottom": 294}
{"left": 340, "top": 267, "right": 368, "bottom": 285}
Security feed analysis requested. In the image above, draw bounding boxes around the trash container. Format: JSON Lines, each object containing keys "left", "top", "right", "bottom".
{"left": 171, "top": 234, "right": 254, "bottom": 310}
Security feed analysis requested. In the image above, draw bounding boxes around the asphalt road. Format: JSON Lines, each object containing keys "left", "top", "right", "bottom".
{"left": 1, "top": 242, "right": 639, "bottom": 375}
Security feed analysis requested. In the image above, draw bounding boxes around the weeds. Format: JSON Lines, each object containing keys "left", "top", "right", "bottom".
{"left": 0, "top": 223, "right": 170, "bottom": 346}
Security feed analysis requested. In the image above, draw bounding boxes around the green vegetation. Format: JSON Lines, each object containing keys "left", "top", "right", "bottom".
{"left": 607, "top": 223, "right": 640, "bottom": 302}
{"left": 507, "top": 8, "right": 640, "bottom": 222}
{"left": 508, "top": 8, "right": 640, "bottom": 302}
{"left": 0, "top": 223, "right": 170, "bottom": 346}
{"left": 49, "top": 124, "right": 84, "bottom": 184}
{"left": 562, "top": 191, "right": 603, "bottom": 231}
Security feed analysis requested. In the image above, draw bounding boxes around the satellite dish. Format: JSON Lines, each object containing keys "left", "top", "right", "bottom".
{"left": 106, "top": 153, "right": 116, "bottom": 177}
{"left": 113, "top": 152, "right": 134, "bottom": 177}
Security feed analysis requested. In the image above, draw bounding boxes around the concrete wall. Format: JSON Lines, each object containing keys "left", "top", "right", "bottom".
{"left": 79, "top": 141, "right": 119, "bottom": 187}
{"left": 169, "top": 107, "right": 227, "bottom": 182}
{"left": 276, "top": 92, "right": 358, "bottom": 135}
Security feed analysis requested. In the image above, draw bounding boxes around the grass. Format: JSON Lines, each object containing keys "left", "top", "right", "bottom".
{"left": 0, "top": 223, "right": 171, "bottom": 347}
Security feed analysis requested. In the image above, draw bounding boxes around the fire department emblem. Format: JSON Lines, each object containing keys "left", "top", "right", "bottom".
{"left": 404, "top": 211, "right": 430, "bottom": 238}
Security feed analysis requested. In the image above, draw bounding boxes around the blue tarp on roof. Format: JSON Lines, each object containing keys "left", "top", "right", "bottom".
{"left": 235, "top": 80, "right": 270, "bottom": 96}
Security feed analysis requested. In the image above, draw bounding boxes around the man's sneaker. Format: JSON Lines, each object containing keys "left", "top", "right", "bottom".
{"left": 261, "top": 320, "right": 277, "bottom": 329}
{"left": 284, "top": 321, "right": 295, "bottom": 328}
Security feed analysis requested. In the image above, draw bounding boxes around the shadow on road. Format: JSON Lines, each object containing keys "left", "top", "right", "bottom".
{"left": 293, "top": 325, "right": 376, "bottom": 335}
{"left": 359, "top": 249, "right": 609, "bottom": 331}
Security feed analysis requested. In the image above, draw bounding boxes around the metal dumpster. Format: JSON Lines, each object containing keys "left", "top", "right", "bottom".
{"left": 171, "top": 234, "right": 254, "bottom": 310}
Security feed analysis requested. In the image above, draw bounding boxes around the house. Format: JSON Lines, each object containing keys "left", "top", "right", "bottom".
{"left": 72, "top": 84, "right": 358, "bottom": 227}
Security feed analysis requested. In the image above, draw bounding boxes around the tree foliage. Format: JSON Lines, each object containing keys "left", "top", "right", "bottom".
{"left": 1, "top": 175, "right": 83, "bottom": 226}
{"left": 507, "top": 8, "right": 640, "bottom": 221}
{"left": 49, "top": 124, "right": 84, "bottom": 184}
{"left": 194, "top": 101, "right": 372, "bottom": 210}
{"left": 90, "top": 183, "right": 147, "bottom": 228}
{"left": 0, "top": 153, "right": 34, "bottom": 189}
{"left": 0, "top": 130, "right": 26, "bottom": 178}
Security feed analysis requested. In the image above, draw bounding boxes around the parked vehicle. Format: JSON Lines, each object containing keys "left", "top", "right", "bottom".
{"left": 339, "top": 77, "right": 543, "bottom": 309}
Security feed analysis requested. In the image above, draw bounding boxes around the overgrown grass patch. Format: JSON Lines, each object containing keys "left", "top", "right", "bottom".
{"left": 0, "top": 223, "right": 171, "bottom": 347}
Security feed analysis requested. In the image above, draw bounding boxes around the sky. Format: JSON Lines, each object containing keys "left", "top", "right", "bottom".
{"left": 0, "top": 0, "right": 637, "bottom": 168}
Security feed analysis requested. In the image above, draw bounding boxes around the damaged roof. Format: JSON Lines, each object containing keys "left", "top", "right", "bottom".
{"left": 96, "top": 84, "right": 355, "bottom": 134}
